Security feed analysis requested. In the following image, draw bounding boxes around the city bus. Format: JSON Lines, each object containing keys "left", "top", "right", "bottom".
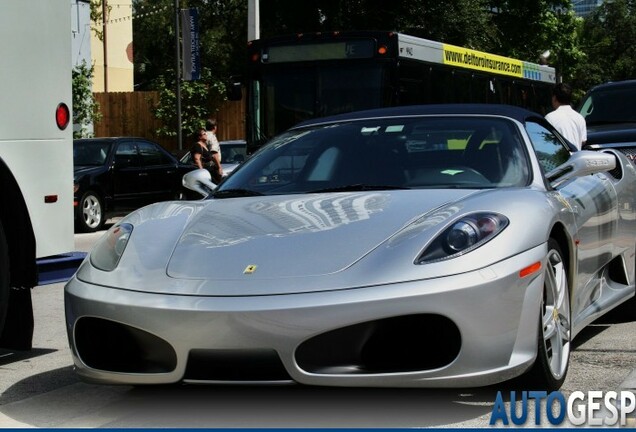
{"left": 0, "top": 0, "right": 82, "bottom": 349}
{"left": 243, "top": 31, "right": 557, "bottom": 153}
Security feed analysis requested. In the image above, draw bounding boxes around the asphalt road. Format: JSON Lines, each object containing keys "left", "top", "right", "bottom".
{"left": 0, "top": 227, "right": 634, "bottom": 428}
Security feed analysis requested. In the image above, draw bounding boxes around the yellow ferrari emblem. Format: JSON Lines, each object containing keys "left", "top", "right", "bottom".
{"left": 244, "top": 264, "right": 258, "bottom": 274}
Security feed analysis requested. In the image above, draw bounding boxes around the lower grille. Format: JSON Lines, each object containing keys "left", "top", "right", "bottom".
{"left": 184, "top": 349, "right": 292, "bottom": 382}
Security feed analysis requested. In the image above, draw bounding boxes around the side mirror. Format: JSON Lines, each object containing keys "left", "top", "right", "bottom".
{"left": 226, "top": 78, "right": 242, "bottom": 101}
{"left": 183, "top": 169, "right": 217, "bottom": 197}
{"left": 547, "top": 150, "right": 617, "bottom": 188}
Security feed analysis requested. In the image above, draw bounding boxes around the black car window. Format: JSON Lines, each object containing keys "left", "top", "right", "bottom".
{"left": 138, "top": 141, "right": 173, "bottom": 166}
{"left": 73, "top": 141, "right": 110, "bottom": 166}
{"left": 525, "top": 121, "right": 570, "bottom": 174}
{"left": 114, "top": 142, "right": 140, "bottom": 168}
{"left": 221, "top": 144, "right": 247, "bottom": 164}
{"left": 580, "top": 86, "right": 636, "bottom": 124}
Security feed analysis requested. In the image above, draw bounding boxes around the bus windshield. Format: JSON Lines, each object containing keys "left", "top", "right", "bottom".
{"left": 251, "top": 62, "right": 389, "bottom": 145}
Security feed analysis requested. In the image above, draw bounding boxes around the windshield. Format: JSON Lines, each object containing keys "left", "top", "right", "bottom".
{"left": 217, "top": 116, "right": 530, "bottom": 198}
{"left": 251, "top": 62, "right": 388, "bottom": 144}
{"left": 73, "top": 141, "right": 111, "bottom": 166}
{"left": 579, "top": 86, "right": 636, "bottom": 125}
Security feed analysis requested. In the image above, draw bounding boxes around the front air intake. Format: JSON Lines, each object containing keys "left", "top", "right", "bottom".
{"left": 296, "top": 314, "right": 461, "bottom": 374}
{"left": 74, "top": 317, "right": 177, "bottom": 374}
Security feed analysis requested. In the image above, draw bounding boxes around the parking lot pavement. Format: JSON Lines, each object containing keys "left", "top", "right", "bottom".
{"left": 621, "top": 369, "right": 636, "bottom": 389}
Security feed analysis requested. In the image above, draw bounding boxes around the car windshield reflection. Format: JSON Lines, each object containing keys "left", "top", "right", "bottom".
{"left": 217, "top": 117, "right": 531, "bottom": 197}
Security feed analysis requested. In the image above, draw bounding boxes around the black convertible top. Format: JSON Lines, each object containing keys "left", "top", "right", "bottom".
{"left": 294, "top": 104, "right": 544, "bottom": 129}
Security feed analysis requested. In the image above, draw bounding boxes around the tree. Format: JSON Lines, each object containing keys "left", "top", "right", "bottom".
{"left": 72, "top": 61, "right": 102, "bottom": 138}
{"left": 573, "top": 0, "right": 636, "bottom": 91}
{"left": 488, "top": 0, "right": 584, "bottom": 82}
{"left": 89, "top": 0, "right": 110, "bottom": 41}
{"left": 133, "top": 0, "right": 247, "bottom": 90}
{"left": 152, "top": 67, "right": 225, "bottom": 142}
{"left": 132, "top": 0, "right": 247, "bottom": 139}
{"left": 259, "top": 0, "right": 498, "bottom": 50}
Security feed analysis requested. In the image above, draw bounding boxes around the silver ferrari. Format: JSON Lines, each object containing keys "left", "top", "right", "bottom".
{"left": 65, "top": 104, "right": 636, "bottom": 390}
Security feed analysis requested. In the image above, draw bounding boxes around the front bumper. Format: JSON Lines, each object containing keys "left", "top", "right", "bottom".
{"left": 64, "top": 244, "right": 546, "bottom": 387}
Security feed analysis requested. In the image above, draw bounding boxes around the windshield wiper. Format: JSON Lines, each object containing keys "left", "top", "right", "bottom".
{"left": 308, "top": 184, "right": 410, "bottom": 193}
{"left": 213, "top": 188, "right": 264, "bottom": 198}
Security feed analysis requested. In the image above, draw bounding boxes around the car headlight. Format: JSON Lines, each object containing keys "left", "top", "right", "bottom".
{"left": 416, "top": 213, "right": 508, "bottom": 264}
{"left": 90, "top": 223, "right": 133, "bottom": 271}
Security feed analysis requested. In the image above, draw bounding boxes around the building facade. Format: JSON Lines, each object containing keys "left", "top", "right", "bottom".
{"left": 90, "top": 0, "right": 134, "bottom": 92}
{"left": 71, "top": 0, "right": 92, "bottom": 68}
{"left": 572, "top": 0, "right": 605, "bottom": 17}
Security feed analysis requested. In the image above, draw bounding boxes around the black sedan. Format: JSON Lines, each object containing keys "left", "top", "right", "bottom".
{"left": 73, "top": 137, "right": 196, "bottom": 232}
{"left": 579, "top": 79, "right": 636, "bottom": 164}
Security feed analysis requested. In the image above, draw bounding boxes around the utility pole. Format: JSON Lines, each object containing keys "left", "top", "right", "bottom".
{"left": 102, "top": 0, "right": 108, "bottom": 92}
{"left": 248, "top": 0, "right": 259, "bottom": 41}
{"left": 174, "top": 0, "right": 182, "bottom": 150}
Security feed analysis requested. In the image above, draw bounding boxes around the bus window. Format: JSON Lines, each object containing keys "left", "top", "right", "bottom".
{"left": 471, "top": 74, "right": 494, "bottom": 104}
{"left": 453, "top": 70, "right": 472, "bottom": 103}
{"left": 429, "top": 67, "right": 455, "bottom": 104}
{"left": 398, "top": 62, "right": 427, "bottom": 105}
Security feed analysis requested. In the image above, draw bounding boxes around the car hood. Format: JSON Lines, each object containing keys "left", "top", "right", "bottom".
{"left": 81, "top": 188, "right": 544, "bottom": 296}
{"left": 587, "top": 123, "right": 636, "bottom": 145}
{"left": 160, "top": 189, "right": 488, "bottom": 294}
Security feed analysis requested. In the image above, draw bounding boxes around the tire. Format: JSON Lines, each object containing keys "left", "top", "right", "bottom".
{"left": 0, "top": 219, "right": 34, "bottom": 350}
{"left": 0, "top": 220, "right": 9, "bottom": 335}
{"left": 527, "top": 239, "right": 571, "bottom": 390}
{"left": 76, "top": 191, "right": 104, "bottom": 233}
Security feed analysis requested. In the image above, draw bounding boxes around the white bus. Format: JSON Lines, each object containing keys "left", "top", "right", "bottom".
{"left": 0, "top": 0, "right": 81, "bottom": 349}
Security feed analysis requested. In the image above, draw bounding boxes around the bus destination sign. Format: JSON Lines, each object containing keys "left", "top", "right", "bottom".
{"left": 263, "top": 40, "right": 375, "bottom": 63}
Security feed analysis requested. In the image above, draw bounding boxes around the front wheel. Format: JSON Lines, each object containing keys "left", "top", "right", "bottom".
{"left": 76, "top": 191, "right": 104, "bottom": 233}
{"left": 527, "top": 239, "right": 571, "bottom": 390}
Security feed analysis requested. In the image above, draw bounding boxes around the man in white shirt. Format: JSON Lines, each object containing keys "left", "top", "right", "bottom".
{"left": 545, "top": 83, "right": 587, "bottom": 150}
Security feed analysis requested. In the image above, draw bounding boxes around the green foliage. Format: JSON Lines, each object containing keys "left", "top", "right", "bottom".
{"left": 133, "top": 0, "right": 246, "bottom": 90}
{"left": 152, "top": 67, "right": 226, "bottom": 140}
{"left": 488, "top": 0, "right": 585, "bottom": 82}
{"left": 260, "top": 0, "right": 497, "bottom": 49}
{"left": 89, "top": 0, "right": 111, "bottom": 41}
{"left": 573, "top": 0, "right": 636, "bottom": 92}
{"left": 72, "top": 61, "right": 102, "bottom": 139}
{"left": 133, "top": 0, "right": 246, "bottom": 141}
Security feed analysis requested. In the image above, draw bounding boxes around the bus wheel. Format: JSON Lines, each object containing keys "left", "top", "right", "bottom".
{"left": 77, "top": 191, "right": 104, "bottom": 233}
{"left": 0, "top": 220, "right": 9, "bottom": 335}
{"left": 0, "top": 218, "right": 34, "bottom": 350}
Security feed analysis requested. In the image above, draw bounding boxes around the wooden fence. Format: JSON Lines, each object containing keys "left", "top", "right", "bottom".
{"left": 93, "top": 91, "right": 245, "bottom": 154}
